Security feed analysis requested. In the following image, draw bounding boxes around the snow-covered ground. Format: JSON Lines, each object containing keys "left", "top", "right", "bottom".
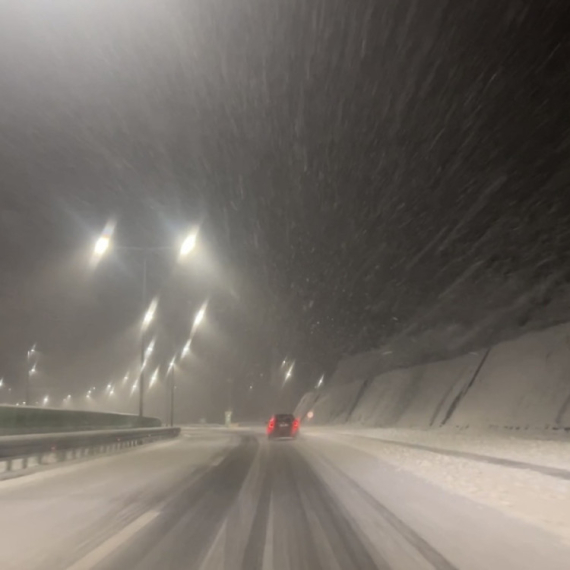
{"left": 305, "top": 426, "right": 570, "bottom": 544}
{"left": 316, "top": 425, "right": 570, "bottom": 469}
{"left": 1, "top": 426, "right": 569, "bottom": 569}
{"left": 0, "top": 429, "right": 234, "bottom": 570}
{"left": 302, "top": 320, "right": 570, "bottom": 431}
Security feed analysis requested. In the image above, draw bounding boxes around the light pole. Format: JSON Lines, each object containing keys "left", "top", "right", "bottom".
{"left": 227, "top": 378, "right": 233, "bottom": 413}
{"left": 168, "top": 303, "right": 206, "bottom": 426}
{"left": 282, "top": 361, "right": 294, "bottom": 388}
{"left": 25, "top": 344, "right": 37, "bottom": 406}
{"left": 93, "top": 226, "right": 198, "bottom": 416}
{"left": 168, "top": 357, "right": 176, "bottom": 427}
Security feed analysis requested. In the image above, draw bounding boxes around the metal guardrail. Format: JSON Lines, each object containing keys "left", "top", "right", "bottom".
{"left": 0, "top": 427, "right": 180, "bottom": 474}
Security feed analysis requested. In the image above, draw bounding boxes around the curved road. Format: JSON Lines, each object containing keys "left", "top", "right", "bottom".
{"left": 0, "top": 427, "right": 568, "bottom": 569}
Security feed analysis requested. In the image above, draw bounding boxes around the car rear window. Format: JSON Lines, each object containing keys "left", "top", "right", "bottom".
{"left": 275, "top": 414, "right": 294, "bottom": 422}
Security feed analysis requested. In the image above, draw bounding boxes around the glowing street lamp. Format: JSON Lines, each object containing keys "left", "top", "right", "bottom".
{"left": 182, "top": 339, "right": 191, "bottom": 358}
{"left": 282, "top": 362, "right": 295, "bottom": 388}
{"left": 92, "top": 224, "right": 199, "bottom": 418}
{"left": 316, "top": 375, "right": 324, "bottom": 389}
{"left": 93, "top": 222, "right": 114, "bottom": 260}
{"left": 143, "top": 299, "right": 158, "bottom": 329}
{"left": 94, "top": 235, "right": 110, "bottom": 257}
{"left": 149, "top": 368, "right": 159, "bottom": 388}
{"left": 42, "top": 395, "right": 49, "bottom": 406}
{"left": 167, "top": 356, "right": 178, "bottom": 427}
{"left": 179, "top": 231, "right": 198, "bottom": 258}
{"left": 145, "top": 338, "right": 156, "bottom": 357}
{"left": 193, "top": 304, "right": 206, "bottom": 328}
{"left": 25, "top": 343, "right": 38, "bottom": 406}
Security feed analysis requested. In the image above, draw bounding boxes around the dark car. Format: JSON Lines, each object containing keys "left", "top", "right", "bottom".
{"left": 267, "top": 413, "right": 300, "bottom": 439}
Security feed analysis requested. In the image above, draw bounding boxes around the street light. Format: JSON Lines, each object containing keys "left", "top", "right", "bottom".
{"left": 143, "top": 299, "right": 157, "bottom": 329}
{"left": 179, "top": 231, "right": 198, "bottom": 257}
{"left": 149, "top": 368, "right": 159, "bottom": 388}
{"left": 282, "top": 362, "right": 295, "bottom": 388}
{"left": 25, "top": 343, "right": 38, "bottom": 406}
{"left": 42, "top": 395, "right": 49, "bottom": 406}
{"left": 92, "top": 224, "right": 199, "bottom": 417}
{"left": 316, "top": 375, "right": 324, "bottom": 389}
{"left": 145, "top": 338, "right": 156, "bottom": 356}
{"left": 193, "top": 304, "right": 206, "bottom": 328}
{"left": 168, "top": 355, "right": 177, "bottom": 427}
{"left": 182, "top": 339, "right": 191, "bottom": 358}
{"left": 94, "top": 235, "right": 111, "bottom": 257}
{"left": 93, "top": 222, "right": 114, "bottom": 261}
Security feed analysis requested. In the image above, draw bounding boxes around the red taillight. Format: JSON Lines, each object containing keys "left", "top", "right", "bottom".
{"left": 292, "top": 418, "right": 300, "bottom": 432}
{"left": 267, "top": 417, "right": 275, "bottom": 433}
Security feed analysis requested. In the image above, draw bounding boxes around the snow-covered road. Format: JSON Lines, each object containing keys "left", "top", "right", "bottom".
{"left": 0, "top": 426, "right": 569, "bottom": 569}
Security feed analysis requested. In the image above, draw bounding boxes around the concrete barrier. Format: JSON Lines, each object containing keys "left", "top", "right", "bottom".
{"left": 0, "top": 406, "right": 161, "bottom": 435}
{"left": 298, "top": 321, "right": 570, "bottom": 432}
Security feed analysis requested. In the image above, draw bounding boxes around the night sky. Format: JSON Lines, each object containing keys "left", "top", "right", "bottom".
{"left": 1, "top": 1, "right": 570, "bottom": 420}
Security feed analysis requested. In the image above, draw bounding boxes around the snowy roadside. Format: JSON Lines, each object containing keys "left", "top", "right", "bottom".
{"left": 305, "top": 425, "right": 570, "bottom": 471}
{"left": 304, "top": 428, "right": 570, "bottom": 544}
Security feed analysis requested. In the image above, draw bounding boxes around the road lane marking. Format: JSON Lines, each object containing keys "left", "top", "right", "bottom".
{"left": 262, "top": 494, "right": 274, "bottom": 570}
{"left": 66, "top": 511, "right": 159, "bottom": 570}
{"left": 198, "top": 520, "right": 227, "bottom": 570}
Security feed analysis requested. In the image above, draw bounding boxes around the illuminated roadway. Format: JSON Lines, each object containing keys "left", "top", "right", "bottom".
{"left": 0, "top": 427, "right": 568, "bottom": 570}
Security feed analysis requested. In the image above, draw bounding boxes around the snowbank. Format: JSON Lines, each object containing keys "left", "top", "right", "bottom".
{"left": 349, "top": 351, "right": 484, "bottom": 428}
{"left": 448, "top": 322, "right": 570, "bottom": 430}
{"left": 298, "top": 321, "right": 570, "bottom": 432}
{"left": 296, "top": 379, "right": 366, "bottom": 424}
